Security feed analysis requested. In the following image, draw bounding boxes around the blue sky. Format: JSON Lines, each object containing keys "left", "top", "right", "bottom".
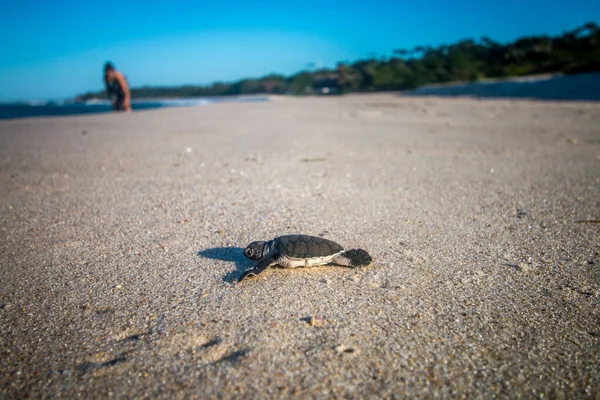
{"left": 0, "top": 0, "right": 599, "bottom": 101}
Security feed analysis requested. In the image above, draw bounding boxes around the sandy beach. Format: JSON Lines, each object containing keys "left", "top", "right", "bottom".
{"left": 1, "top": 94, "right": 599, "bottom": 398}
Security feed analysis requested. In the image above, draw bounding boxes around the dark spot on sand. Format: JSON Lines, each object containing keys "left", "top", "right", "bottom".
{"left": 76, "top": 354, "right": 128, "bottom": 375}
{"left": 502, "top": 263, "right": 522, "bottom": 271}
{"left": 199, "top": 337, "right": 222, "bottom": 350}
{"left": 120, "top": 334, "right": 141, "bottom": 343}
{"left": 381, "top": 284, "right": 402, "bottom": 290}
{"left": 102, "top": 355, "right": 127, "bottom": 367}
{"left": 301, "top": 157, "right": 327, "bottom": 162}
{"left": 214, "top": 349, "right": 250, "bottom": 366}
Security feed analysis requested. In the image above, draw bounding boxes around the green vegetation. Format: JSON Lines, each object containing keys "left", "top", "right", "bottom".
{"left": 78, "top": 22, "right": 600, "bottom": 100}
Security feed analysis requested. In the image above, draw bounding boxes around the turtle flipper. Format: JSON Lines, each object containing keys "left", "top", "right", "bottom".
{"left": 331, "top": 249, "right": 372, "bottom": 267}
{"left": 237, "top": 257, "right": 273, "bottom": 283}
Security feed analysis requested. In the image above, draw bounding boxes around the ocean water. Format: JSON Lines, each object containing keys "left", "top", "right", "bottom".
{"left": 0, "top": 96, "right": 270, "bottom": 120}
{"left": 406, "top": 72, "right": 600, "bottom": 101}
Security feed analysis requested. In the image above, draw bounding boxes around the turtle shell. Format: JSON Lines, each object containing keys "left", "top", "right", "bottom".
{"left": 275, "top": 235, "right": 343, "bottom": 258}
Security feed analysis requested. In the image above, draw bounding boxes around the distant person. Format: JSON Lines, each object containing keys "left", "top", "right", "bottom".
{"left": 103, "top": 62, "right": 132, "bottom": 112}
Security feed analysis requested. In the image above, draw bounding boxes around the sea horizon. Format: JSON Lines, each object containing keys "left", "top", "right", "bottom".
{"left": 0, "top": 95, "right": 271, "bottom": 120}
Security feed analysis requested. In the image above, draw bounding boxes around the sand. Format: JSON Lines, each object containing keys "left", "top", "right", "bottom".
{"left": 0, "top": 94, "right": 599, "bottom": 399}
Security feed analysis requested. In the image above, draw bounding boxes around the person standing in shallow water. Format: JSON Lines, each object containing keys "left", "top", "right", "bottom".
{"left": 103, "top": 62, "right": 132, "bottom": 112}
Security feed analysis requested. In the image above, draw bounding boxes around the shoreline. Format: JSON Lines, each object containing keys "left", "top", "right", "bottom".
{"left": 4, "top": 71, "right": 600, "bottom": 121}
{"left": 0, "top": 94, "right": 273, "bottom": 121}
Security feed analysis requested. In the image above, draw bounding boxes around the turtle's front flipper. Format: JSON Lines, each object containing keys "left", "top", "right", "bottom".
{"left": 331, "top": 249, "right": 372, "bottom": 267}
{"left": 237, "top": 257, "right": 273, "bottom": 283}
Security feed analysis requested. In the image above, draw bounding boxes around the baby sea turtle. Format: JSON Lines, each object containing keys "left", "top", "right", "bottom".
{"left": 238, "top": 234, "right": 372, "bottom": 282}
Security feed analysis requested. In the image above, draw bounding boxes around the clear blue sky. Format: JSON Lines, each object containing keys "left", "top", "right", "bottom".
{"left": 1, "top": 0, "right": 599, "bottom": 101}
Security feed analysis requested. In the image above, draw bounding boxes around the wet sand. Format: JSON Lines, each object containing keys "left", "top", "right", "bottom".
{"left": 1, "top": 94, "right": 599, "bottom": 398}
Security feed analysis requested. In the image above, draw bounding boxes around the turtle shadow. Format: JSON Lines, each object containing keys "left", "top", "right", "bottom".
{"left": 197, "top": 247, "right": 253, "bottom": 283}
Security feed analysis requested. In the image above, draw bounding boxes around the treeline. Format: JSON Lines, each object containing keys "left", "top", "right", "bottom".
{"left": 78, "top": 22, "right": 600, "bottom": 100}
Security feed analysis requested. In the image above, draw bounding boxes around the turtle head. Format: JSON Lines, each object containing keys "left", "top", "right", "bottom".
{"left": 244, "top": 241, "right": 266, "bottom": 260}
